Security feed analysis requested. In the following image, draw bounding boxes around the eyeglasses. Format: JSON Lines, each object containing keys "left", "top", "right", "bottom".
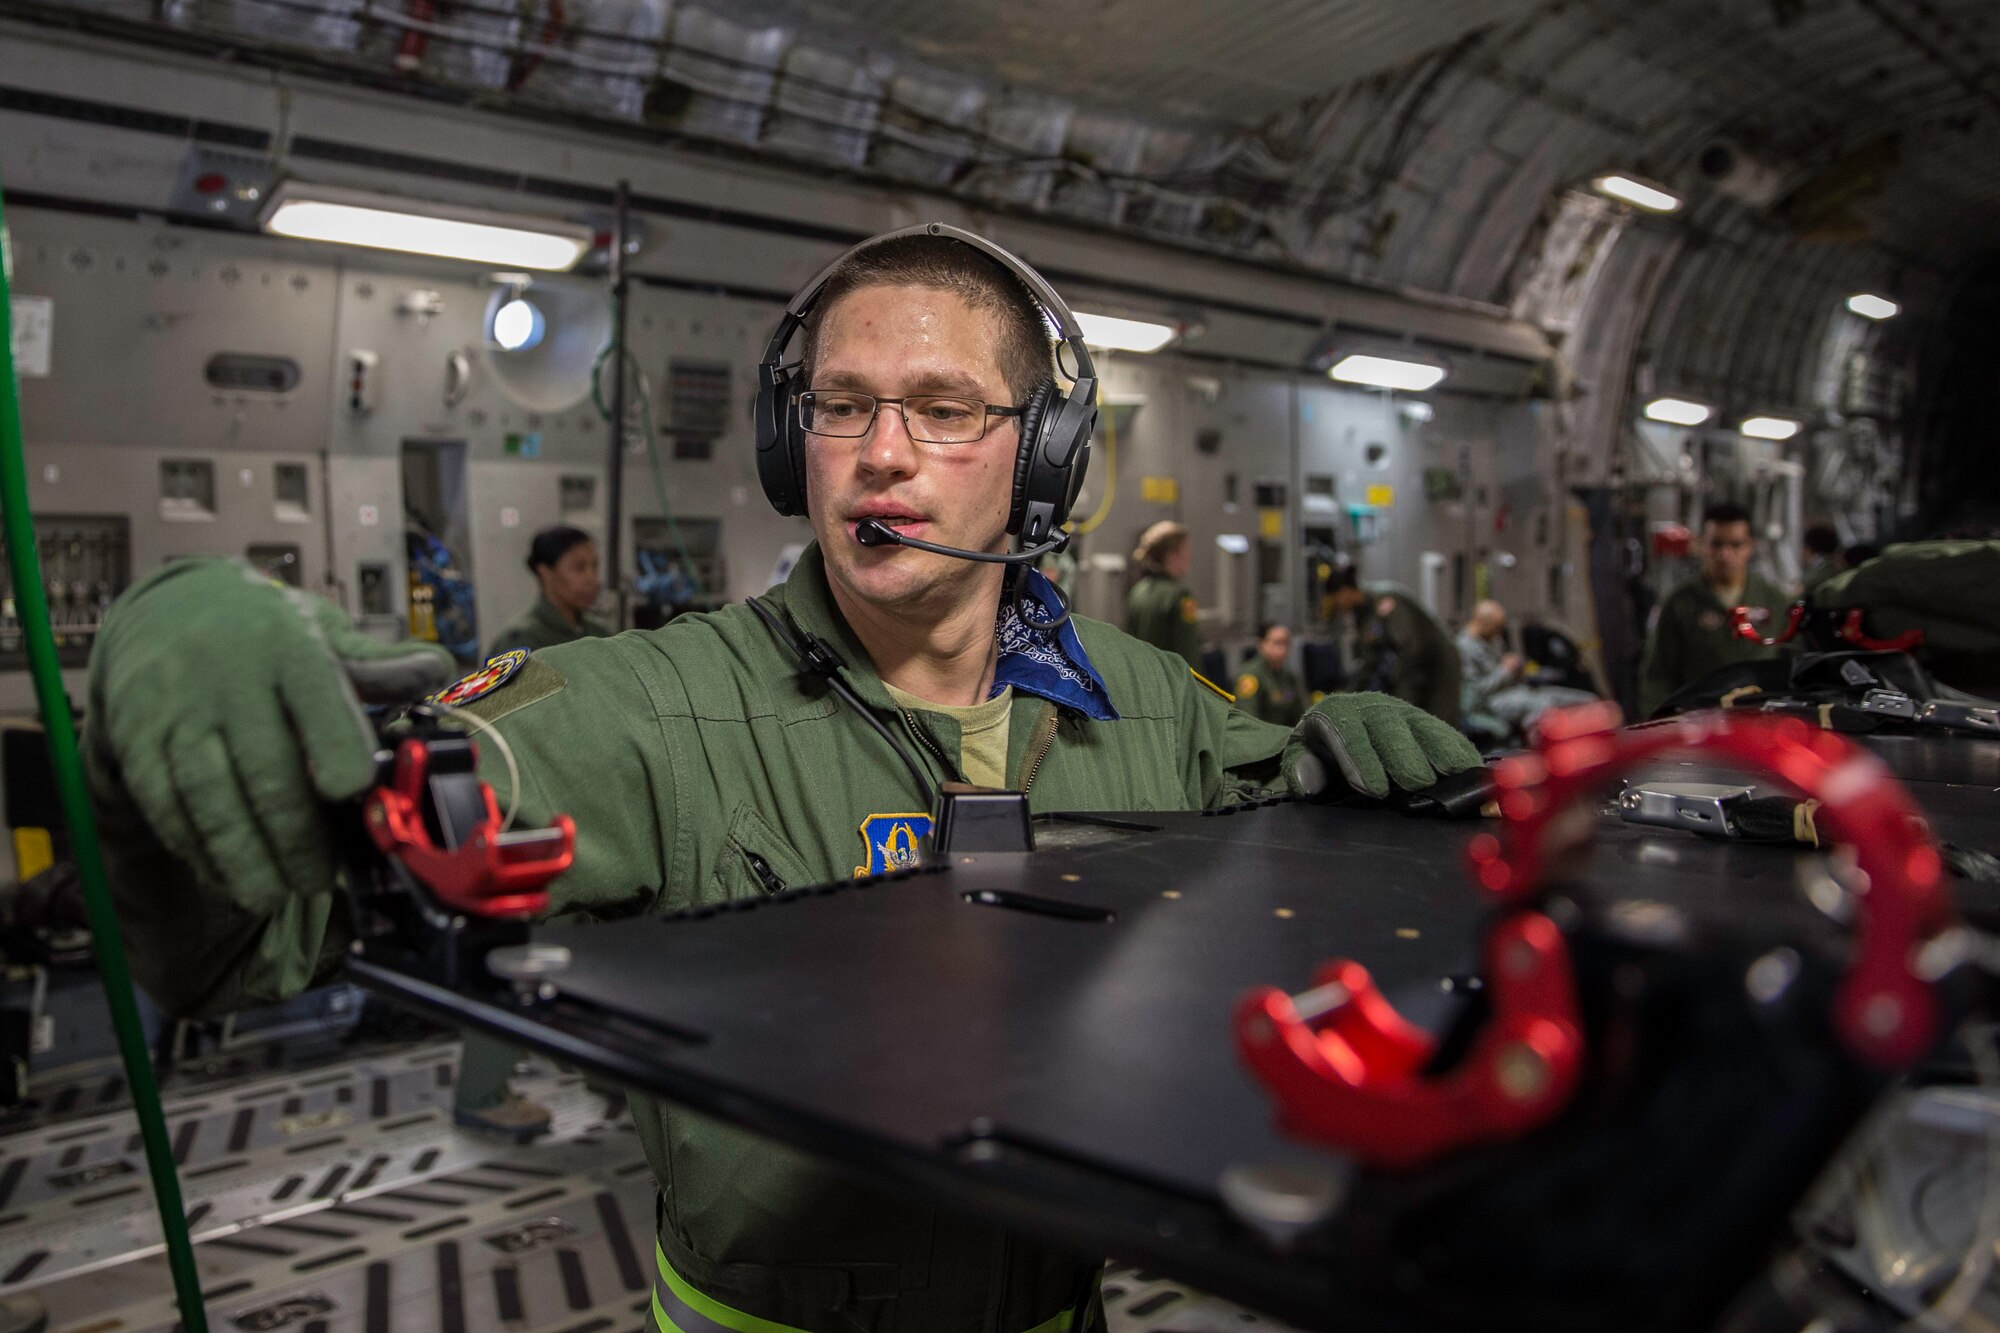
{"left": 797, "top": 390, "right": 1023, "bottom": 445}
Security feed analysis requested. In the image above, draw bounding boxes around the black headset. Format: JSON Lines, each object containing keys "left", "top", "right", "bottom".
{"left": 753, "top": 222, "right": 1099, "bottom": 550}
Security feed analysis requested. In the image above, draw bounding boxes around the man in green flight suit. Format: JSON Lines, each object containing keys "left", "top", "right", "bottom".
{"left": 487, "top": 524, "right": 613, "bottom": 658}
{"left": 1124, "top": 520, "right": 1203, "bottom": 668}
{"left": 1235, "top": 622, "right": 1306, "bottom": 726}
{"left": 1638, "top": 501, "right": 1789, "bottom": 717}
{"left": 1325, "top": 567, "right": 1465, "bottom": 728}
{"left": 82, "top": 228, "right": 1479, "bottom": 1333}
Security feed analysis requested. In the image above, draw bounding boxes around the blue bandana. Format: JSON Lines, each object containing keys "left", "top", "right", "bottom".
{"left": 990, "top": 569, "right": 1119, "bottom": 721}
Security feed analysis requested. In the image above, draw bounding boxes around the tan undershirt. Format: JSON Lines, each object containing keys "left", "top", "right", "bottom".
{"left": 884, "top": 683, "right": 1014, "bottom": 789}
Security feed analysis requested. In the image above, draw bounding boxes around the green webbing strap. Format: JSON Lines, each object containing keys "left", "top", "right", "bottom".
{"left": 0, "top": 180, "right": 211, "bottom": 1329}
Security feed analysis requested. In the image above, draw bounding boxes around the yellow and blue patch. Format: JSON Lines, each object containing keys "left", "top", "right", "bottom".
{"left": 854, "top": 812, "right": 932, "bottom": 877}
{"left": 428, "top": 648, "right": 528, "bottom": 707}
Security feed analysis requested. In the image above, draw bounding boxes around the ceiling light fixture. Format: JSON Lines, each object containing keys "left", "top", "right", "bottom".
{"left": 1644, "top": 397, "right": 1713, "bottom": 426}
{"left": 1591, "top": 174, "right": 1683, "bottom": 213}
{"left": 1846, "top": 293, "right": 1899, "bottom": 321}
{"left": 1740, "top": 415, "right": 1801, "bottom": 441}
{"left": 262, "top": 183, "right": 592, "bottom": 271}
{"left": 1329, "top": 354, "right": 1447, "bottom": 393}
{"left": 1073, "top": 310, "right": 1179, "bottom": 353}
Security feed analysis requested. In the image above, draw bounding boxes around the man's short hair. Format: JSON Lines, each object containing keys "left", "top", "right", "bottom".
{"left": 1324, "top": 564, "right": 1359, "bottom": 594}
{"left": 1804, "top": 523, "right": 1840, "bottom": 556}
{"left": 1256, "top": 621, "right": 1287, "bottom": 641}
{"left": 801, "top": 234, "right": 1054, "bottom": 404}
{"left": 1701, "top": 501, "right": 1753, "bottom": 529}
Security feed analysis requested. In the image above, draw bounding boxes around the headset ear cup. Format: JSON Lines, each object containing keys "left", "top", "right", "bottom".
{"left": 1009, "top": 381, "right": 1054, "bottom": 536}
{"left": 755, "top": 364, "right": 807, "bottom": 516}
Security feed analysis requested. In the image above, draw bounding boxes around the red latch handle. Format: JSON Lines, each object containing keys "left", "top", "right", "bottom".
{"left": 364, "top": 737, "right": 573, "bottom": 919}
{"left": 1236, "top": 703, "right": 1952, "bottom": 1170}
{"left": 1236, "top": 913, "right": 1582, "bottom": 1169}
{"left": 1467, "top": 703, "right": 1949, "bottom": 1067}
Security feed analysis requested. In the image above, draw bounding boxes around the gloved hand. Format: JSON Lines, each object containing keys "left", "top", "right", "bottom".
{"left": 85, "top": 559, "right": 456, "bottom": 920}
{"left": 1282, "top": 692, "right": 1482, "bottom": 800}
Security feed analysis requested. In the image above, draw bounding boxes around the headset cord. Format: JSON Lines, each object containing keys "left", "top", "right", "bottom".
{"left": 747, "top": 597, "right": 936, "bottom": 810}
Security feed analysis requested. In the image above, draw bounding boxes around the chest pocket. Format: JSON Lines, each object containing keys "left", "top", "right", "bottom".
{"left": 713, "top": 804, "right": 818, "bottom": 902}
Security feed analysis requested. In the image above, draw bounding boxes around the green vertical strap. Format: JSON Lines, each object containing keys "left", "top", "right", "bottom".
{"left": 0, "top": 183, "right": 211, "bottom": 1328}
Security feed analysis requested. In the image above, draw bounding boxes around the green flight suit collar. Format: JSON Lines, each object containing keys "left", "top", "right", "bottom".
{"left": 766, "top": 542, "right": 1115, "bottom": 721}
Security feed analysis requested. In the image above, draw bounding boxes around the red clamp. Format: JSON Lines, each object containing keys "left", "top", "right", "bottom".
{"left": 364, "top": 737, "right": 575, "bottom": 920}
{"left": 1731, "top": 602, "right": 1924, "bottom": 653}
{"left": 1833, "top": 608, "right": 1924, "bottom": 653}
{"left": 1733, "top": 602, "right": 1805, "bottom": 647}
{"left": 1236, "top": 702, "right": 1952, "bottom": 1169}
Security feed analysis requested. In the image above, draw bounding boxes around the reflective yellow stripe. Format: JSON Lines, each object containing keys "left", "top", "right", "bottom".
{"left": 654, "top": 1242, "right": 812, "bottom": 1333}
{"left": 652, "top": 1239, "right": 1075, "bottom": 1333}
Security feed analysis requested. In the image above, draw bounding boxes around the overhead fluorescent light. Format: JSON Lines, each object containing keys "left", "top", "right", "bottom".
{"left": 1846, "top": 293, "right": 1899, "bottom": 321}
{"left": 262, "top": 183, "right": 592, "bottom": 271}
{"left": 1074, "top": 310, "right": 1178, "bottom": 353}
{"left": 1740, "top": 415, "right": 1801, "bottom": 441}
{"left": 1329, "top": 354, "right": 1447, "bottom": 392}
{"left": 1644, "top": 397, "right": 1712, "bottom": 426}
{"left": 1591, "top": 174, "right": 1683, "bottom": 213}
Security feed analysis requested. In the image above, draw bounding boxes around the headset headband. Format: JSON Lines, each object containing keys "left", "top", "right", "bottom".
{"left": 761, "top": 222, "right": 1096, "bottom": 391}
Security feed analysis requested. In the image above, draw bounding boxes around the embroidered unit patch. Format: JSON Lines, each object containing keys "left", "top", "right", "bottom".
{"left": 428, "top": 649, "right": 529, "bottom": 707}
{"left": 854, "top": 812, "right": 932, "bottom": 877}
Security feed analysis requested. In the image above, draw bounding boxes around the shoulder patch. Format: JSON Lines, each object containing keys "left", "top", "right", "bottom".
{"left": 1180, "top": 595, "right": 1200, "bottom": 624}
{"left": 429, "top": 649, "right": 528, "bottom": 707}
{"left": 1235, "top": 673, "right": 1259, "bottom": 698}
{"left": 854, "top": 813, "right": 932, "bottom": 877}
{"left": 452, "top": 655, "right": 567, "bottom": 723}
{"left": 1190, "top": 668, "right": 1236, "bottom": 703}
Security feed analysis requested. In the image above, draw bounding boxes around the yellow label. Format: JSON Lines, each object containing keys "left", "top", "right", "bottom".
{"left": 13, "top": 828, "right": 53, "bottom": 882}
{"left": 1365, "top": 484, "right": 1396, "bottom": 508}
{"left": 1259, "top": 508, "right": 1284, "bottom": 539}
{"left": 1140, "top": 475, "right": 1179, "bottom": 504}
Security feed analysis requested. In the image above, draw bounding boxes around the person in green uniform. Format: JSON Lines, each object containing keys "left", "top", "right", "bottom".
{"left": 82, "top": 228, "right": 1479, "bottom": 1333}
{"left": 487, "top": 524, "right": 612, "bottom": 659}
{"left": 1638, "top": 501, "right": 1790, "bottom": 717}
{"left": 1235, "top": 622, "right": 1306, "bottom": 726}
{"left": 1125, "top": 520, "right": 1202, "bottom": 668}
{"left": 1325, "top": 567, "right": 1465, "bottom": 728}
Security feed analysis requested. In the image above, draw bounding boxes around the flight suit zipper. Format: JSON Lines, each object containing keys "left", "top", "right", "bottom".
{"left": 899, "top": 708, "right": 956, "bottom": 782}
{"left": 1019, "top": 711, "right": 1060, "bottom": 796}
{"left": 743, "top": 851, "right": 785, "bottom": 894}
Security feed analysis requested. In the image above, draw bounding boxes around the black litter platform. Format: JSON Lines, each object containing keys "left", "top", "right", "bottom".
{"left": 344, "top": 781, "right": 1945, "bottom": 1330}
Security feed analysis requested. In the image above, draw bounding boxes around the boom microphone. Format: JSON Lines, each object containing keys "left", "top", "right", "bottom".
{"left": 855, "top": 519, "right": 1066, "bottom": 565}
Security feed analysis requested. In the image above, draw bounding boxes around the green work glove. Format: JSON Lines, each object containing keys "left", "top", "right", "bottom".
{"left": 85, "top": 559, "right": 456, "bottom": 933}
{"left": 1281, "top": 691, "right": 1481, "bottom": 800}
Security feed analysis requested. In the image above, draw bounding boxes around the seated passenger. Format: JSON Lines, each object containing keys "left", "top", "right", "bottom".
{"left": 1457, "top": 599, "right": 1596, "bottom": 744}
